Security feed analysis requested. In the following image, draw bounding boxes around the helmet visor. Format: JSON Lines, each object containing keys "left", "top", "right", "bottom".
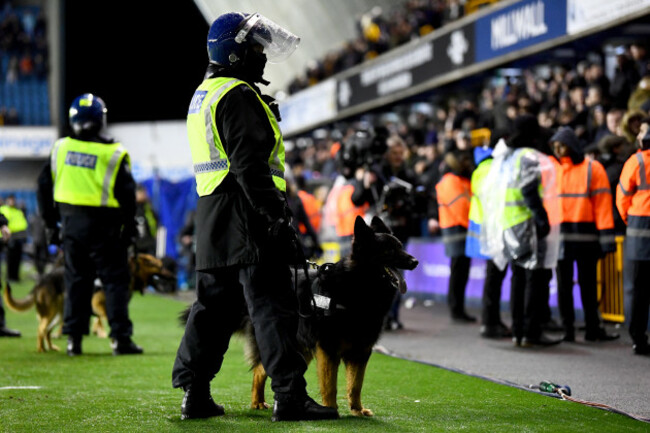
{"left": 235, "top": 13, "right": 300, "bottom": 63}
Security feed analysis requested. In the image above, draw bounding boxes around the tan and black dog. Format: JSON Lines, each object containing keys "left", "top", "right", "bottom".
{"left": 3, "top": 253, "right": 176, "bottom": 352}
{"left": 182, "top": 216, "right": 418, "bottom": 416}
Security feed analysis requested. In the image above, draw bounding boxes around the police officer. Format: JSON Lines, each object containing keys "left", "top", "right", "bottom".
{"left": 0, "top": 213, "right": 21, "bottom": 337}
{"left": 481, "top": 115, "right": 562, "bottom": 347}
{"left": 0, "top": 195, "right": 28, "bottom": 281}
{"left": 171, "top": 12, "right": 338, "bottom": 422}
{"left": 37, "top": 93, "right": 142, "bottom": 356}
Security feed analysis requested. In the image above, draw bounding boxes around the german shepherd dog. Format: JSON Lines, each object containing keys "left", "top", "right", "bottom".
{"left": 183, "top": 216, "right": 418, "bottom": 416}
{"left": 3, "top": 253, "right": 176, "bottom": 352}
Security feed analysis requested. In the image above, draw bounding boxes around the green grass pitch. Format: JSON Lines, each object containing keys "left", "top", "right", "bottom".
{"left": 0, "top": 275, "right": 647, "bottom": 432}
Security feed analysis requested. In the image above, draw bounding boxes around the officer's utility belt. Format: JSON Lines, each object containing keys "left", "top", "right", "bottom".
{"left": 310, "top": 263, "right": 346, "bottom": 317}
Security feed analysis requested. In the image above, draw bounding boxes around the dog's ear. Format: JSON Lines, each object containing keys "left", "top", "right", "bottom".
{"left": 370, "top": 216, "right": 391, "bottom": 234}
{"left": 353, "top": 216, "right": 374, "bottom": 242}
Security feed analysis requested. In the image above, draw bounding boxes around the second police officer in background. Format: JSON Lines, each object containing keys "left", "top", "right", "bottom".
{"left": 37, "top": 94, "right": 142, "bottom": 357}
{"left": 481, "top": 115, "right": 562, "bottom": 347}
{"left": 171, "top": 12, "right": 339, "bottom": 422}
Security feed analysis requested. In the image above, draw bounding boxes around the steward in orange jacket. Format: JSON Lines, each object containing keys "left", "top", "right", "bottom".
{"left": 616, "top": 116, "right": 650, "bottom": 355}
{"left": 436, "top": 148, "right": 475, "bottom": 322}
{"left": 297, "top": 189, "right": 321, "bottom": 235}
{"left": 550, "top": 127, "right": 618, "bottom": 342}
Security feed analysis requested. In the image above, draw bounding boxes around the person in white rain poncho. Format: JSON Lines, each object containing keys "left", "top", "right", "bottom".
{"left": 480, "top": 115, "right": 561, "bottom": 347}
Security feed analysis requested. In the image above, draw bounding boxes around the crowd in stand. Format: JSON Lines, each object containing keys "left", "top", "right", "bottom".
{"left": 280, "top": 40, "right": 650, "bottom": 352}
{"left": 0, "top": 0, "right": 48, "bottom": 125}
{"left": 287, "top": 0, "right": 469, "bottom": 95}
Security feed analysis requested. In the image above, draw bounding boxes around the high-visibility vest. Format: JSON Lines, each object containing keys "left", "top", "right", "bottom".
{"left": 297, "top": 189, "right": 321, "bottom": 234}
{"left": 501, "top": 148, "right": 543, "bottom": 230}
{"left": 50, "top": 137, "right": 129, "bottom": 208}
{"left": 617, "top": 149, "right": 650, "bottom": 260}
{"left": 187, "top": 77, "right": 285, "bottom": 196}
{"left": 555, "top": 156, "right": 615, "bottom": 254}
{"left": 466, "top": 158, "right": 491, "bottom": 259}
{"left": 0, "top": 205, "right": 28, "bottom": 235}
{"left": 436, "top": 172, "right": 471, "bottom": 257}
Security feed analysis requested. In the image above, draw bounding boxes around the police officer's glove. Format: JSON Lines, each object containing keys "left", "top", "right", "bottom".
{"left": 268, "top": 217, "right": 304, "bottom": 266}
{"left": 534, "top": 215, "right": 550, "bottom": 240}
{"left": 120, "top": 224, "right": 138, "bottom": 248}
{"left": 46, "top": 226, "right": 61, "bottom": 246}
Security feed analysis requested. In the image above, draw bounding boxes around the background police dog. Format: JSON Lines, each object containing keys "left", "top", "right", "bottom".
{"left": 3, "top": 253, "right": 176, "bottom": 352}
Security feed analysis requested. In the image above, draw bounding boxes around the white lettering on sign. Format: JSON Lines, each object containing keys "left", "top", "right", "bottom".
{"left": 360, "top": 42, "right": 433, "bottom": 87}
{"left": 490, "top": 0, "right": 548, "bottom": 50}
{"left": 377, "top": 72, "right": 413, "bottom": 96}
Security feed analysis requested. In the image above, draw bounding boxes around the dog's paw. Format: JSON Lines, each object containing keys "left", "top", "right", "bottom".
{"left": 350, "top": 407, "right": 374, "bottom": 417}
{"left": 50, "top": 344, "right": 60, "bottom": 352}
{"left": 250, "top": 402, "right": 270, "bottom": 410}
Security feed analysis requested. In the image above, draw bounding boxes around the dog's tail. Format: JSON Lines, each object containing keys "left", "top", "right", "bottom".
{"left": 2, "top": 282, "right": 35, "bottom": 312}
{"left": 178, "top": 305, "right": 191, "bottom": 327}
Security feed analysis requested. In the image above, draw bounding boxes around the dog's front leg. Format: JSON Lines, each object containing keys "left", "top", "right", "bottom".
{"left": 344, "top": 350, "right": 373, "bottom": 416}
{"left": 250, "top": 363, "right": 270, "bottom": 409}
{"left": 316, "top": 344, "right": 340, "bottom": 408}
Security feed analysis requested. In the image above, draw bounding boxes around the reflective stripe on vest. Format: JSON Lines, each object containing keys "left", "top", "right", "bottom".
{"left": 187, "top": 77, "right": 285, "bottom": 197}
{"left": 51, "top": 137, "right": 128, "bottom": 208}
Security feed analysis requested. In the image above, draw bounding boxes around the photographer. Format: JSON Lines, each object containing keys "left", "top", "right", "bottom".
{"left": 351, "top": 133, "right": 419, "bottom": 329}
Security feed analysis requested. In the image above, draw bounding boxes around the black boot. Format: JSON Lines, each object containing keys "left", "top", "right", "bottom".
{"left": 111, "top": 338, "right": 144, "bottom": 355}
{"left": 181, "top": 383, "right": 225, "bottom": 420}
{"left": 0, "top": 326, "right": 21, "bottom": 337}
{"left": 584, "top": 328, "right": 619, "bottom": 342}
{"left": 272, "top": 395, "right": 339, "bottom": 422}
{"left": 67, "top": 335, "right": 82, "bottom": 356}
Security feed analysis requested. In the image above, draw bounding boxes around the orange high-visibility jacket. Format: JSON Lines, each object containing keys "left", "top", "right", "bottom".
{"left": 297, "top": 189, "right": 322, "bottom": 234}
{"left": 555, "top": 156, "right": 615, "bottom": 258}
{"left": 335, "top": 184, "right": 368, "bottom": 237}
{"left": 617, "top": 149, "right": 650, "bottom": 260}
{"left": 436, "top": 172, "right": 471, "bottom": 257}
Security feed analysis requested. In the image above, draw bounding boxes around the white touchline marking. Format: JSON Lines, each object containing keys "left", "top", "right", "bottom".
{"left": 0, "top": 386, "right": 42, "bottom": 390}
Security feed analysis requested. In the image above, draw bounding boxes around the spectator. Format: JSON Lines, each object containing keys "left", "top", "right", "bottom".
{"left": 630, "top": 41, "right": 650, "bottom": 79}
{"left": 610, "top": 46, "right": 640, "bottom": 109}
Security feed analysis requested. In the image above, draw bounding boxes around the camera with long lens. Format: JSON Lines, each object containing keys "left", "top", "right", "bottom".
{"left": 338, "top": 126, "right": 389, "bottom": 178}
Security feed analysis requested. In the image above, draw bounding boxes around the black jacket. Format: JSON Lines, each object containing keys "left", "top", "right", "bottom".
{"left": 193, "top": 66, "right": 288, "bottom": 270}
{"left": 36, "top": 134, "right": 136, "bottom": 232}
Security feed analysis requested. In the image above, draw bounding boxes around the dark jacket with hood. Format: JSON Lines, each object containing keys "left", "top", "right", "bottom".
{"left": 192, "top": 64, "right": 289, "bottom": 270}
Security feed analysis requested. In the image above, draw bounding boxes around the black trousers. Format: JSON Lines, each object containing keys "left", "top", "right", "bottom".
{"left": 0, "top": 272, "right": 5, "bottom": 328}
{"left": 61, "top": 214, "right": 132, "bottom": 339}
{"left": 628, "top": 260, "right": 650, "bottom": 347}
{"left": 482, "top": 260, "right": 507, "bottom": 326}
{"left": 448, "top": 256, "right": 470, "bottom": 316}
{"left": 510, "top": 264, "right": 548, "bottom": 340}
{"left": 6, "top": 238, "right": 24, "bottom": 281}
{"left": 556, "top": 257, "right": 601, "bottom": 334}
{"left": 172, "top": 262, "right": 308, "bottom": 399}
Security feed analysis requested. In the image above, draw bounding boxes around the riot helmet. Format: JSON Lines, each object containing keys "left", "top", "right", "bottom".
{"left": 69, "top": 93, "right": 107, "bottom": 137}
{"left": 207, "top": 12, "right": 300, "bottom": 67}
